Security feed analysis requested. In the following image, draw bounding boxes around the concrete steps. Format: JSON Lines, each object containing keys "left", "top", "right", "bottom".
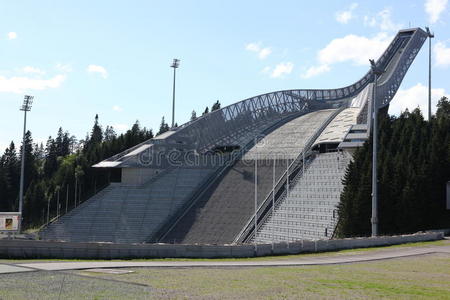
{"left": 162, "top": 110, "right": 337, "bottom": 244}
{"left": 40, "top": 167, "right": 214, "bottom": 243}
{"left": 255, "top": 152, "right": 350, "bottom": 243}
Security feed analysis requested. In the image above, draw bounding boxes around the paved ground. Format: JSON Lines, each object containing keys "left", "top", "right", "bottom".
{"left": 0, "top": 263, "right": 34, "bottom": 274}
{"left": 1, "top": 241, "right": 449, "bottom": 273}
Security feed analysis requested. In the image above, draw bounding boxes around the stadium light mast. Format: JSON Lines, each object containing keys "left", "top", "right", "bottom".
{"left": 170, "top": 58, "right": 180, "bottom": 129}
{"left": 18, "top": 95, "right": 34, "bottom": 234}
{"left": 369, "top": 59, "right": 384, "bottom": 237}
{"left": 426, "top": 27, "right": 434, "bottom": 121}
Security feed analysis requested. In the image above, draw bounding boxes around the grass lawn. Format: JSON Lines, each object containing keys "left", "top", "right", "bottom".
{"left": 72, "top": 253, "right": 450, "bottom": 299}
{"left": 0, "top": 240, "right": 449, "bottom": 299}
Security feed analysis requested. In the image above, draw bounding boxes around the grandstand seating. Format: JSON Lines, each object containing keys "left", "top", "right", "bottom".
{"left": 162, "top": 109, "right": 336, "bottom": 244}
{"left": 39, "top": 28, "right": 428, "bottom": 245}
{"left": 255, "top": 151, "right": 351, "bottom": 242}
{"left": 40, "top": 167, "right": 215, "bottom": 243}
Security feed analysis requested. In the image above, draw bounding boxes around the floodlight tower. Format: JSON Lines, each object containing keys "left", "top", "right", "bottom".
{"left": 426, "top": 27, "right": 434, "bottom": 121}
{"left": 170, "top": 58, "right": 180, "bottom": 129}
{"left": 369, "top": 59, "right": 384, "bottom": 237}
{"left": 18, "top": 95, "right": 34, "bottom": 234}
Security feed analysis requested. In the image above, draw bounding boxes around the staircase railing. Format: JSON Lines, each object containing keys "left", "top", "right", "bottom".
{"left": 38, "top": 181, "right": 111, "bottom": 235}
{"left": 234, "top": 106, "right": 345, "bottom": 244}
{"left": 151, "top": 110, "right": 314, "bottom": 243}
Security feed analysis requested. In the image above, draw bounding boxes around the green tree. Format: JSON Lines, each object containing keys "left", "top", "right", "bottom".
{"left": 211, "top": 100, "right": 221, "bottom": 111}
{"left": 1, "top": 142, "right": 20, "bottom": 211}
{"left": 190, "top": 110, "right": 197, "bottom": 121}
{"left": 337, "top": 99, "right": 450, "bottom": 237}
{"left": 158, "top": 117, "right": 170, "bottom": 135}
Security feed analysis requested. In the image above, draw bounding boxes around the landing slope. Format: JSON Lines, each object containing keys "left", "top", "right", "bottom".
{"left": 162, "top": 109, "right": 336, "bottom": 244}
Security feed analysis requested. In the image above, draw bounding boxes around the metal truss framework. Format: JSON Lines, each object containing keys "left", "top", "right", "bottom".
{"left": 98, "top": 28, "right": 427, "bottom": 167}
{"left": 377, "top": 29, "right": 428, "bottom": 108}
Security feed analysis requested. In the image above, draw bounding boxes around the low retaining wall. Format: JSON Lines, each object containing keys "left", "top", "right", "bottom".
{"left": 0, "top": 231, "right": 443, "bottom": 259}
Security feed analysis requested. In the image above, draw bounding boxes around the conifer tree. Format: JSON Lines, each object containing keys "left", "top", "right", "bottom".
{"left": 190, "top": 110, "right": 197, "bottom": 121}
{"left": 1, "top": 142, "right": 20, "bottom": 211}
{"left": 211, "top": 100, "right": 221, "bottom": 111}
{"left": 337, "top": 98, "right": 450, "bottom": 237}
{"left": 157, "top": 117, "right": 169, "bottom": 135}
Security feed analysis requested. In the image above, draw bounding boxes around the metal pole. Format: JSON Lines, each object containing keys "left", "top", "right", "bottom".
{"left": 79, "top": 184, "right": 81, "bottom": 206}
{"left": 428, "top": 32, "right": 432, "bottom": 121}
{"left": 286, "top": 159, "right": 290, "bottom": 242}
{"left": 171, "top": 66, "right": 176, "bottom": 128}
{"left": 65, "top": 184, "right": 69, "bottom": 214}
{"left": 57, "top": 189, "right": 60, "bottom": 219}
{"left": 74, "top": 178, "right": 77, "bottom": 208}
{"left": 272, "top": 158, "right": 275, "bottom": 245}
{"left": 371, "top": 73, "right": 379, "bottom": 237}
{"left": 254, "top": 155, "right": 258, "bottom": 245}
{"left": 47, "top": 195, "right": 50, "bottom": 225}
{"left": 18, "top": 110, "right": 27, "bottom": 233}
{"left": 170, "top": 59, "right": 179, "bottom": 129}
{"left": 369, "top": 58, "right": 384, "bottom": 237}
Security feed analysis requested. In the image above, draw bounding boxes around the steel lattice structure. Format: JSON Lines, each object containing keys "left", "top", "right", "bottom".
{"left": 96, "top": 28, "right": 427, "bottom": 168}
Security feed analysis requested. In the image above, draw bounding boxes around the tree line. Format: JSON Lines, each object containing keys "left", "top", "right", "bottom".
{"left": 337, "top": 97, "right": 450, "bottom": 237}
{"left": 0, "top": 100, "right": 221, "bottom": 230}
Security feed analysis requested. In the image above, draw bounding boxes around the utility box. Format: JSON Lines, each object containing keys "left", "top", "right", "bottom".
{"left": 0, "top": 212, "right": 20, "bottom": 232}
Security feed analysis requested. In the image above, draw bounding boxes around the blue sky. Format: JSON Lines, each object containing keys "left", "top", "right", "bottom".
{"left": 1, "top": 0, "right": 449, "bottom": 154}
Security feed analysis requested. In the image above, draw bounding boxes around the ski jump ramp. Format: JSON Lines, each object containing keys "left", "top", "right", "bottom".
{"left": 41, "top": 28, "right": 428, "bottom": 244}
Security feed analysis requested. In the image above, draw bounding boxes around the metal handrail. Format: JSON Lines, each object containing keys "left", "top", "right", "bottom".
{"left": 38, "top": 181, "right": 111, "bottom": 235}
{"left": 251, "top": 152, "right": 318, "bottom": 242}
{"left": 234, "top": 106, "right": 345, "bottom": 244}
{"left": 151, "top": 110, "right": 313, "bottom": 243}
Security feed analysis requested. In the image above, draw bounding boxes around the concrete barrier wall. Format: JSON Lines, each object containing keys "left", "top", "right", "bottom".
{"left": 0, "top": 231, "right": 443, "bottom": 259}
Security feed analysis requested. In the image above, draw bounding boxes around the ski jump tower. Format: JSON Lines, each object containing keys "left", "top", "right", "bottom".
{"left": 41, "top": 28, "right": 428, "bottom": 244}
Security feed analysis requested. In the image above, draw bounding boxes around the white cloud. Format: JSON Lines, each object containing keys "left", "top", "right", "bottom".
{"left": 245, "top": 42, "right": 272, "bottom": 59}
{"left": 425, "top": 0, "right": 448, "bottom": 24}
{"left": 87, "top": 64, "right": 108, "bottom": 78}
{"left": 112, "top": 105, "right": 123, "bottom": 112}
{"left": 112, "top": 124, "right": 128, "bottom": 132}
{"left": 335, "top": 3, "right": 358, "bottom": 24}
{"left": 261, "top": 66, "right": 271, "bottom": 74}
{"left": 0, "top": 74, "right": 66, "bottom": 94}
{"left": 258, "top": 48, "right": 272, "bottom": 59}
{"left": 56, "top": 63, "right": 72, "bottom": 73}
{"left": 23, "top": 66, "right": 45, "bottom": 75}
{"left": 318, "top": 33, "right": 391, "bottom": 66}
{"left": 301, "top": 33, "right": 391, "bottom": 78}
{"left": 389, "top": 83, "right": 448, "bottom": 116}
{"left": 7, "top": 32, "right": 17, "bottom": 40}
{"left": 363, "top": 8, "right": 402, "bottom": 32}
{"left": 301, "top": 64, "right": 330, "bottom": 79}
{"left": 363, "top": 15, "right": 377, "bottom": 27}
{"left": 270, "top": 62, "right": 294, "bottom": 78}
{"left": 245, "top": 43, "right": 260, "bottom": 52}
{"left": 434, "top": 41, "right": 450, "bottom": 67}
